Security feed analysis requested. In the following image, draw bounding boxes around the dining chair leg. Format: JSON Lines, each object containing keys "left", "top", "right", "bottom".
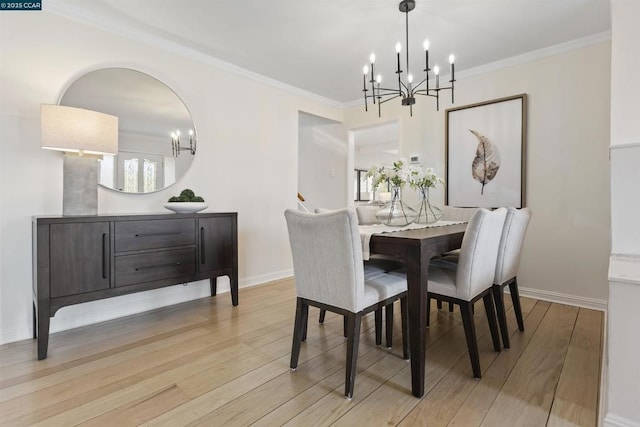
{"left": 343, "top": 316, "right": 348, "bottom": 338}
{"left": 492, "top": 285, "right": 510, "bottom": 349}
{"left": 436, "top": 298, "right": 442, "bottom": 309}
{"left": 459, "top": 301, "right": 481, "bottom": 379}
{"left": 290, "top": 298, "right": 306, "bottom": 370}
{"left": 448, "top": 302, "right": 454, "bottom": 312}
{"left": 509, "top": 278, "right": 525, "bottom": 331}
{"left": 385, "top": 303, "right": 394, "bottom": 348}
{"left": 375, "top": 308, "right": 382, "bottom": 346}
{"left": 400, "top": 296, "right": 409, "bottom": 360}
{"left": 483, "top": 293, "right": 502, "bottom": 352}
{"left": 319, "top": 308, "right": 326, "bottom": 324}
{"left": 301, "top": 300, "right": 309, "bottom": 342}
{"left": 426, "top": 296, "right": 431, "bottom": 327}
{"left": 345, "top": 312, "right": 362, "bottom": 399}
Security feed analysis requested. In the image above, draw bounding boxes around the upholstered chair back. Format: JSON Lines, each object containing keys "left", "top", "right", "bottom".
{"left": 455, "top": 208, "right": 507, "bottom": 300}
{"left": 314, "top": 207, "right": 333, "bottom": 213}
{"left": 285, "top": 209, "right": 365, "bottom": 312}
{"left": 442, "top": 206, "right": 478, "bottom": 222}
{"left": 494, "top": 207, "right": 532, "bottom": 285}
{"left": 356, "top": 205, "right": 380, "bottom": 225}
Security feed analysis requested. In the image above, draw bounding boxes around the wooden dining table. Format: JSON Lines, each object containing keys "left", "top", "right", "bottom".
{"left": 367, "top": 222, "right": 467, "bottom": 397}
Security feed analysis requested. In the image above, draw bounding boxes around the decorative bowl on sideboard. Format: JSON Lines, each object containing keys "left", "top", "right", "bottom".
{"left": 163, "top": 202, "right": 208, "bottom": 213}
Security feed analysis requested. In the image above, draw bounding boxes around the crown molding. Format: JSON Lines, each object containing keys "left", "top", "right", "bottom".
{"left": 44, "top": 1, "right": 344, "bottom": 109}
{"left": 46, "top": 1, "right": 609, "bottom": 112}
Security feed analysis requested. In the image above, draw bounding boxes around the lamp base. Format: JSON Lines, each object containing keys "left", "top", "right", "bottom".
{"left": 63, "top": 154, "right": 98, "bottom": 216}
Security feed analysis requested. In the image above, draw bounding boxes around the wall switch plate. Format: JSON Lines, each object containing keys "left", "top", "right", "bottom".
{"left": 410, "top": 155, "right": 420, "bottom": 164}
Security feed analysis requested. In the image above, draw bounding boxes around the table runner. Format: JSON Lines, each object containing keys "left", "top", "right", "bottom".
{"left": 359, "top": 220, "right": 466, "bottom": 260}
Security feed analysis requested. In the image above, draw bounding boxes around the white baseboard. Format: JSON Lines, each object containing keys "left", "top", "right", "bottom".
{"left": 516, "top": 286, "right": 608, "bottom": 312}
{"left": 604, "top": 414, "right": 640, "bottom": 427}
{"left": 599, "top": 304, "right": 609, "bottom": 427}
{"left": 45, "top": 269, "right": 293, "bottom": 336}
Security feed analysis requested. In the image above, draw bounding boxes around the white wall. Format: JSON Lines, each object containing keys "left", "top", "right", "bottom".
{"left": 344, "top": 41, "right": 612, "bottom": 305}
{"left": 606, "top": 1, "right": 640, "bottom": 425}
{"left": 298, "top": 112, "right": 347, "bottom": 211}
{"left": 0, "top": 12, "right": 343, "bottom": 344}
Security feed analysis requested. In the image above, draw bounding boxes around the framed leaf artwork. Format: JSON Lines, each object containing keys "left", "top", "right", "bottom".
{"left": 445, "top": 94, "right": 527, "bottom": 208}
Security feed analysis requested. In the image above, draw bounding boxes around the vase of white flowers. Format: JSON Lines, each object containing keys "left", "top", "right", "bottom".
{"left": 367, "top": 160, "right": 418, "bottom": 226}
{"left": 408, "top": 167, "right": 444, "bottom": 224}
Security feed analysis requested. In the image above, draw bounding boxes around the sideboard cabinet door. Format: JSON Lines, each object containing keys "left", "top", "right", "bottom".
{"left": 50, "top": 222, "right": 111, "bottom": 298}
{"left": 198, "top": 216, "right": 235, "bottom": 273}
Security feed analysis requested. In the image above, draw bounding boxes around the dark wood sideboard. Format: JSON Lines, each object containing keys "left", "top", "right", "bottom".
{"left": 32, "top": 212, "right": 238, "bottom": 360}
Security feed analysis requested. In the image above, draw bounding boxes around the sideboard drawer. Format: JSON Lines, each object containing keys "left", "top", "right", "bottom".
{"left": 115, "top": 218, "right": 195, "bottom": 252}
{"left": 115, "top": 248, "right": 196, "bottom": 287}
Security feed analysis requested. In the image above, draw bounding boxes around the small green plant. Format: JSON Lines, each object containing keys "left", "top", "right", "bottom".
{"left": 168, "top": 189, "right": 205, "bottom": 202}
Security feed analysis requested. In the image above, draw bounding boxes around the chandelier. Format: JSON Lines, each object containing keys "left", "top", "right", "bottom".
{"left": 362, "top": 0, "right": 456, "bottom": 117}
{"left": 170, "top": 130, "right": 196, "bottom": 157}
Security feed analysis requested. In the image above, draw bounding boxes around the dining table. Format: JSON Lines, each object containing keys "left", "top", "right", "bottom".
{"left": 361, "top": 221, "right": 468, "bottom": 397}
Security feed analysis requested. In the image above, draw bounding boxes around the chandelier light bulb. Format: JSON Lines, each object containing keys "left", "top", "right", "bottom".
{"left": 423, "top": 39, "right": 430, "bottom": 50}
{"left": 395, "top": 42, "right": 402, "bottom": 53}
{"left": 189, "top": 130, "right": 194, "bottom": 136}
{"left": 434, "top": 65, "right": 440, "bottom": 75}
{"left": 407, "top": 74, "right": 414, "bottom": 83}
{"left": 376, "top": 74, "right": 382, "bottom": 83}
{"left": 449, "top": 54, "right": 455, "bottom": 64}
{"left": 370, "top": 53, "right": 376, "bottom": 64}
{"left": 176, "top": 130, "right": 181, "bottom": 137}
{"left": 363, "top": 65, "right": 369, "bottom": 75}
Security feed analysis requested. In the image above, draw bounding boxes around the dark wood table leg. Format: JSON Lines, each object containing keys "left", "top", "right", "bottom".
{"left": 32, "top": 302, "right": 37, "bottom": 339}
{"left": 406, "top": 246, "right": 428, "bottom": 397}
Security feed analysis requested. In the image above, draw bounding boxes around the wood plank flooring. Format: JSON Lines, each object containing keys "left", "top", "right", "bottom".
{"left": 0, "top": 278, "right": 603, "bottom": 426}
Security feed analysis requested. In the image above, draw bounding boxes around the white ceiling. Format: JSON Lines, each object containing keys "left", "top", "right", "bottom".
{"left": 52, "top": 0, "right": 611, "bottom": 104}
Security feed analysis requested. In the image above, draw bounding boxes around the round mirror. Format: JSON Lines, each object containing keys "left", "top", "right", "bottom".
{"left": 59, "top": 68, "right": 196, "bottom": 193}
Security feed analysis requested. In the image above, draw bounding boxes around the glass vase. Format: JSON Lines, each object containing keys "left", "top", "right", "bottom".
{"left": 375, "top": 186, "right": 418, "bottom": 226}
{"left": 414, "top": 187, "right": 443, "bottom": 224}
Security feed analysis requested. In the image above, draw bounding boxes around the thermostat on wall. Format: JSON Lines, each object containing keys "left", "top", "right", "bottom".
{"left": 410, "top": 155, "right": 420, "bottom": 164}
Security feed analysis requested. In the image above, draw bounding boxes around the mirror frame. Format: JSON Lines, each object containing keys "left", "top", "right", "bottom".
{"left": 58, "top": 67, "right": 197, "bottom": 194}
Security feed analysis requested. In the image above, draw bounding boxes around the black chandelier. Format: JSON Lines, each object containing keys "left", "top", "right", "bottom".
{"left": 362, "top": 0, "right": 456, "bottom": 117}
{"left": 170, "top": 129, "right": 196, "bottom": 157}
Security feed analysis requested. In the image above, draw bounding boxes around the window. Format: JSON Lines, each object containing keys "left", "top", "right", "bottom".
{"left": 354, "top": 169, "right": 372, "bottom": 202}
{"left": 143, "top": 159, "right": 158, "bottom": 193}
{"left": 123, "top": 158, "right": 139, "bottom": 193}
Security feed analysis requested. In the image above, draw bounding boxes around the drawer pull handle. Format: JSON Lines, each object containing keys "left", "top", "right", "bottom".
{"left": 135, "top": 231, "right": 182, "bottom": 238}
{"left": 200, "top": 227, "right": 205, "bottom": 264}
{"left": 102, "top": 233, "right": 108, "bottom": 279}
{"left": 135, "top": 262, "right": 182, "bottom": 271}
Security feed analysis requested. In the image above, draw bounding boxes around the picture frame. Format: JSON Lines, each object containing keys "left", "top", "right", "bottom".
{"left": 445, "top": 94, "right": 527, "bottom": 208}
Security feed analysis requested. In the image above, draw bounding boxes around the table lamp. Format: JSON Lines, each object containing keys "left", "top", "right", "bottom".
{"left": 41, "top": 104, "right": 118, "bottom": 215}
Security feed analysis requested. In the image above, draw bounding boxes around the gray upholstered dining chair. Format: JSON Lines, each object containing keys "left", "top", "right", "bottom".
{"left": 355, "top": 204, "right": 381, "bottom": 225}
{"left": 315, "top": 206, "right": 402, "bottom": 348}
{"left": 492, "top": 207, "right": 531, "bottom": 348}
{"left": 425, "top": 207, "right": 507, "bottom": 378}
{"left": 431, "top": 206, "right": 478, "bottom": 313}
{"left": 284, "top": 208, "right": 409, "bottom": 399}
{"left": 430, "top": 207, "right": 532, "bottom": 349}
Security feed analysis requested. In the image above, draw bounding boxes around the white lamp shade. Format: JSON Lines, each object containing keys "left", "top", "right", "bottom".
{"left": 41, "top": 104, "right": 118, "bottom": 155}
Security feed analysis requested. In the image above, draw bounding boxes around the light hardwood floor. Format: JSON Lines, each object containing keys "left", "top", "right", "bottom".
{"left": 0, "top": 278, "right": 603, "bottom": 426}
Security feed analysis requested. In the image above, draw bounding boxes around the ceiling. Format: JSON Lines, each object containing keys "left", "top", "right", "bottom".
{"left": 52, "top": 0, "right": 611, "bottom": 105}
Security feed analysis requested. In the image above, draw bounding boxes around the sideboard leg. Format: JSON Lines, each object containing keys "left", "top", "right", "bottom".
{"left": 37, "top": 305, "right": 50, "bottom": 360}
{"left": 209, "top": 277, "right": 217, "bottom": 296}
{"left": 230, "top": 274, "right": 238, "bottom": 306}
